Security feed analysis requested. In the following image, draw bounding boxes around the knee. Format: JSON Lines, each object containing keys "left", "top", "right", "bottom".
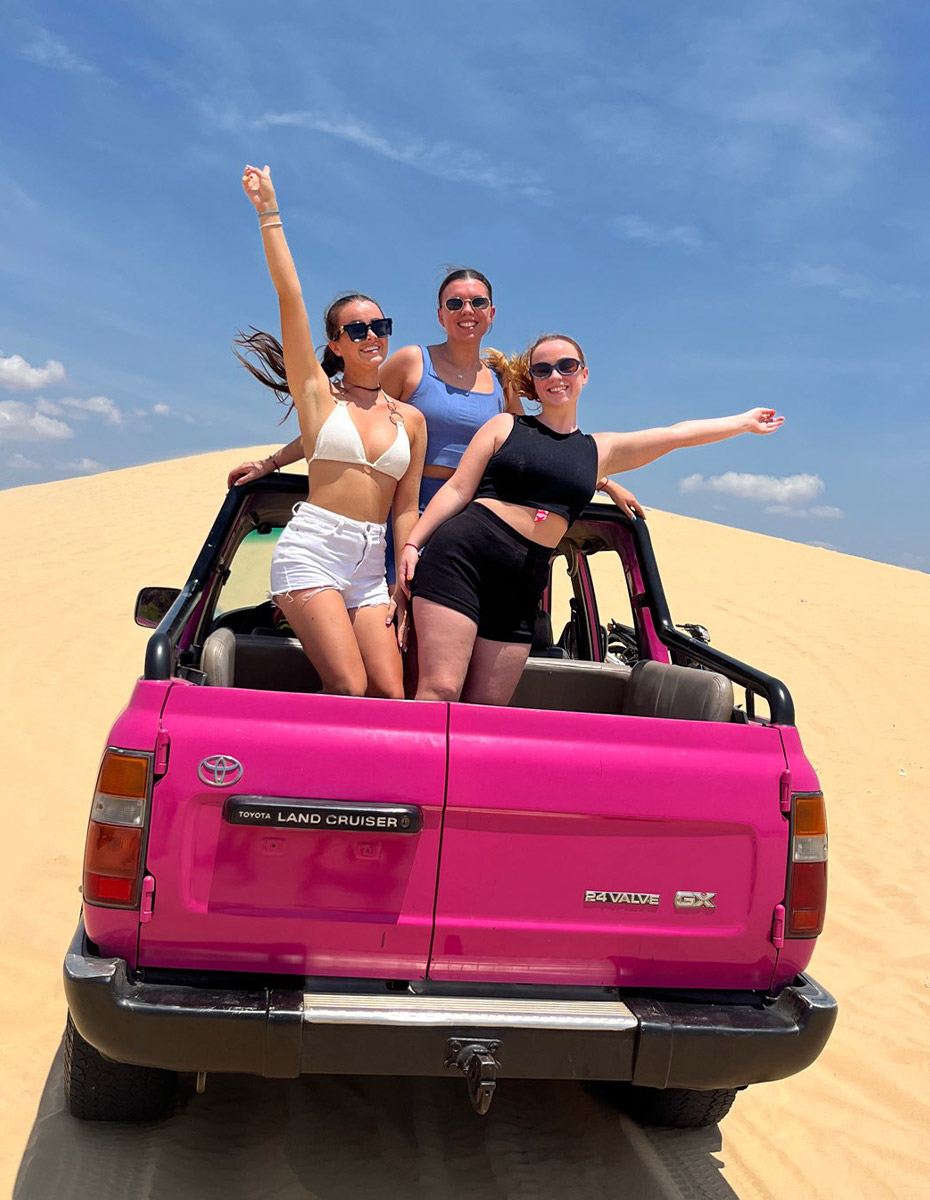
{"left": 416, "top": 676, "right": 462, "bottom": 703}
{"left": 325, "top": 669, "right": 368, "bottom": 698}
{"left": 368, "top": 682, "right": 405, "bottom": 701}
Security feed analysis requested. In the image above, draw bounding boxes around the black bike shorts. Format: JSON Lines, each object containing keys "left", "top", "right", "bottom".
{"left": 412, "top": 502, "right": 552, "bottom": 644}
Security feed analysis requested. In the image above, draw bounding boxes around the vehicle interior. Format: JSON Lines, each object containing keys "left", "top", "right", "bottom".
{"left": 153, "top": 485, "right": 747, "bottom": 724}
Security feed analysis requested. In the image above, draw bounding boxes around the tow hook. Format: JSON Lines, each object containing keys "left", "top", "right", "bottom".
{"left": 444, "top": 1039, "right": 502, "bottom": 1115}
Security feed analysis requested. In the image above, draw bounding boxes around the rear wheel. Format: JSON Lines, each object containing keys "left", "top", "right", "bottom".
{"left": 63, "top": 1013, "right": 178, "bottom": 1122}
{"left": 598, "top": 1083, "right": 739, "bottom": 1129}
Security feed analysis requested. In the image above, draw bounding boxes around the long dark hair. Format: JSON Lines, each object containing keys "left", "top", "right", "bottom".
{"left": 234, "top": 292, "right": 381, "bottom": 417}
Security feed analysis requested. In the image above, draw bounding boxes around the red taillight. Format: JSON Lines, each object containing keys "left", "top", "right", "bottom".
{"left": 83, "top": 749, "right": 151, "bottom": 908}
{"left": 786, "top": 792, "right": 828, "bottom": 937}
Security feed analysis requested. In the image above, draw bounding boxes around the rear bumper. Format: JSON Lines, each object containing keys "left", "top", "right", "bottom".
{"left": 64, "top": 921, "right": 836, "bottom": 1089}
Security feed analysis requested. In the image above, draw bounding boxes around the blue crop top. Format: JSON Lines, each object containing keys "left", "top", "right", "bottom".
{"left": 407, "top": 346, "right": 505, "bottom": 469}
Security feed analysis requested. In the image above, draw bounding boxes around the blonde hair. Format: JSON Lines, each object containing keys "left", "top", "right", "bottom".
{"left": 483, "top": 334, "right": 586, "bottom": 401}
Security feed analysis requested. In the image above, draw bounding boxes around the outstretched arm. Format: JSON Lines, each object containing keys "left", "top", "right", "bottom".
{"left": 241, "top": 165, "right": 330, "bottom": 442}
{"left": 227, "top": 435, "right": 304, "bottom": 487}
{"left": 594, "top": 408, "right": 783, "bottom": 476}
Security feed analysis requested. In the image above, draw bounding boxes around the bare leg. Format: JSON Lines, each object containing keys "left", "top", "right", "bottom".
{"left": 460, "top": 638, "right": 531, "bottom": 706}
{"left": 274, "top": 588, "right": 367, "bottom": 696}
{"left": 412, "top": 598, "right": 478, "bottom": 702}
{"left": 402, "top": 620, "right": 419, "bottom": 699}
{"left": 349, "top": 604, "right": 404, "bottom": 700}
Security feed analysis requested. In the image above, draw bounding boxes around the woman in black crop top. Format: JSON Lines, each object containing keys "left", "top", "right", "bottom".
{"left": 400, "top": 333, "right": 784, "bottom": 708}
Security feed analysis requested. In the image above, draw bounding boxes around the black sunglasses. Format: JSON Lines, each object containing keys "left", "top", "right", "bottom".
{"left": 529, "top": 357, "right": 584, "bottom": 380}
{"left": 443, "top": 295, "right": 491, "bottom": 312}
{"left": 337, "top": 318, "right": 393, "bottom": 341}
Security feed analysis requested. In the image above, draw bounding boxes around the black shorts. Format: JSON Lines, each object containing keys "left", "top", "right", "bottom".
{"left": 412, "top": 503, "right": 552, "bottom": 644}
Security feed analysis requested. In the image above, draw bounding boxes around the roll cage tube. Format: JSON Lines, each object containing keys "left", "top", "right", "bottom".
{"left": 143, "top": 479, "right": 795, "bottom": 724}
{"left": 592, "top": 509, "right": 795, "bottom": 726}
{"left": 143, "top": 476, "right": 309, "bottom": 681}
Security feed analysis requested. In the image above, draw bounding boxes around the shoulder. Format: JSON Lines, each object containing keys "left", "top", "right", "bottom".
{"left": 483, "top": 411, "right": 516, "bottom": 443}
{"left": 383, "top": 343, "right": 424, "bottom": 373}
{"left": 395, "top": 399, "right": 426, "bottom": 431}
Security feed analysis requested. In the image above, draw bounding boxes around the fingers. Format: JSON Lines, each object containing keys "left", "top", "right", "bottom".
{"left": 384, "top": 599, "right": 397, "bottom": 627}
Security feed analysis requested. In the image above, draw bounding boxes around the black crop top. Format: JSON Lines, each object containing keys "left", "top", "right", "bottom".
{"left": 475, "top": 415, "right": 599, "bottom": 525}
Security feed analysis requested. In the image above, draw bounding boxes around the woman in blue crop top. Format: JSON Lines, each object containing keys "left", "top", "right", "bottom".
{"left": 399, "top": 332, "right": 785, "bottom": 709}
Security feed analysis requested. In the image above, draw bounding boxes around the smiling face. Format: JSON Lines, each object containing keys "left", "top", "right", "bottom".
{"left": 438, "top": 277, "right": 495, "bottom": 345}
{"left": 529, "top": 337, "right": 589, "bottom": 410}
{"left": 327, "top": 298, "right": 389, "bottom": 372}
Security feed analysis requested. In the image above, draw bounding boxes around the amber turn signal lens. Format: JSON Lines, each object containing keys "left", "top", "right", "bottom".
{"left": 98, "top": 752, "right": 150, "bottom": 799}
{"left": 793, "top": 794, "right": 826, "bottom": 837}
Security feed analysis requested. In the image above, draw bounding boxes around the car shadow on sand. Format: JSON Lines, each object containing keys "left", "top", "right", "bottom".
{"left": 15, "top": 1043, "right": 740, "bottom": 1200}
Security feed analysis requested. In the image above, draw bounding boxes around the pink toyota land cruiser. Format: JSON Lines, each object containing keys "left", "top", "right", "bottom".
{"left": 63, "top": 474, "right": 836, "bottom": 1127}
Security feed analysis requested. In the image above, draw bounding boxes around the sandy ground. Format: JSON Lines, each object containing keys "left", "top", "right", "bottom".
{"left": 2, "top": 447, "right": 928, "bottom": 1198}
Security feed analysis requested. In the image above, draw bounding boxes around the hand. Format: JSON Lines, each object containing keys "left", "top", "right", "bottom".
{"left": 241, "top": 163, "right": 277, "bottom": 214}
{"left": 597, "top": 476, "right": 645, "bottom": 519}
{"left": 398, "top": 544, "right": 419, "bottom": 599}
{"left": 743, "top": 408, "right": 784, "bottom": 435}
{"left": 386, "top": 586, "right": 410, "bottom": 651}
{"left": 227, "top": 458, "right": 272, "bottom": 488}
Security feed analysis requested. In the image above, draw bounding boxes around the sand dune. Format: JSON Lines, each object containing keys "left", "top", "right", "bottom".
{"left": 3, "top": 447, "right": 928, "bottom": 1198}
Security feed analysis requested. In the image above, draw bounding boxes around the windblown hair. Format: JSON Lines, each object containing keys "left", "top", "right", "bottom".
{"left": 484, "top": 333, "right": 587, "bottom": 402}
{"left": 234, "top": 293, "right": 382, "bottom": 417}
{"left": 437, "top": 266, "right": 493, "bottom": 306}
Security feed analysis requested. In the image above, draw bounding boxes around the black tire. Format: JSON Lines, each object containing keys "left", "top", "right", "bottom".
{"left": 63, "top": 1013, "right": 178, "bottom": 1122}
{"left": 597, "top": 1083, "right": 739, "bottom": 1129}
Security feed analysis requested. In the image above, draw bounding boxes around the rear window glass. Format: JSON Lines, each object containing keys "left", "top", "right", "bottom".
{"left": 214, "top": 528, "right": 281, "bottom": 617}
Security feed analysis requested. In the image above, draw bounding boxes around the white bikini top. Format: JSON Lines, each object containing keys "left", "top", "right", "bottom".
{"left": 307, "top": 399, "right": 410, "bottom": 482}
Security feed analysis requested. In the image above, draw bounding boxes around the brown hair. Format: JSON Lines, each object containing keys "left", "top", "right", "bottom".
{"left": 234, "top": 293, "right": 383, "bottom": 416}
{"left": 437, "top": 267, "right": 493, "bottom": 307}
{"left": 490, "top": 333, "right": 587, "bottom": 401}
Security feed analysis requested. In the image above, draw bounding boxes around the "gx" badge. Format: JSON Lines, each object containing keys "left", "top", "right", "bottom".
{"left": 674, "top": 891, "right": 716, "bottom": 910}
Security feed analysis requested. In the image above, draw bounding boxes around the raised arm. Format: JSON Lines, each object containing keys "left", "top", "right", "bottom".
{"left": 398, "top": 412, "right": 513, "bottom": 596}
{"left": 594, "top": 408, "right": 783, "bottom": 476}
{"left": 241, "top": 165, "right": 331, "bottom": 442}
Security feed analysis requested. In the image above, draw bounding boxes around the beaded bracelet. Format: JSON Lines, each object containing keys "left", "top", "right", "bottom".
{"left": 259, "top": 209, "right": 280, "bottom": 216}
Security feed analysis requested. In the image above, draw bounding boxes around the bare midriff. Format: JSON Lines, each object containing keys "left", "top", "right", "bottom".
{"left": 422, "top": 464, "right": 455, "bottom": 480}
{"left": 474, "top": 498, "right": 569, "bottom": 548}
{"left": 305, "top": 460, "right": 397, "bottom": 524}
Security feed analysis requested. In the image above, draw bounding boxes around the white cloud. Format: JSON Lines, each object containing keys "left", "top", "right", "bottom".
{"left": 614, "top": 215, "right": 704, "bottom": 251}
{"left": 680, "top": 471, "right": 824, "bottom": 504}
{"left": 766, "top": 504, "right": 844, "bottom": 519}
{"left": 239, "top": 109, "right": 545, "bottom": 198}
{"left": 66, "top": 458, "right": 105, "bottom": 474}
{"left": 8, "top": 452, "right": 41, "bottom": 471}
{"left": 0, "top": 400, "right": 73, "bottom": 443}
{"left": 788, "top": 263, "right": 920, "bottom": 304}
{"left": 151, "top": 402, "right": 194, "bottom": 424}
{"left": 0, "top": 351, "right": 66, "bottom": 392}
{"left": 19, "top": 27, "right": 99, "bottom": 76}
{"left": 39, "top": 394, "right": 122, "bottom": 425}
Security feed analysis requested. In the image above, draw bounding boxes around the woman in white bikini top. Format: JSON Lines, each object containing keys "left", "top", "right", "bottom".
{"left": 240, "top": 164, "right": 426, "bottom": 701}
{"left": 307, "top": 398, "right": 410, "bottom": 481}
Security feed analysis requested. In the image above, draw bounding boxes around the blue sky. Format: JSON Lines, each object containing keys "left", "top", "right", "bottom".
{"left": 2, "top": 0, "right": 928, "bottom": 571}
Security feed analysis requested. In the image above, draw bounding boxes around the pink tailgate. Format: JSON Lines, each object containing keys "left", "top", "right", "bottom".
{"left": 428, "top": 704, "right": 790, "bottom": 989}
{"left": 139, "top": 686, "right": 447, "bottom": 978}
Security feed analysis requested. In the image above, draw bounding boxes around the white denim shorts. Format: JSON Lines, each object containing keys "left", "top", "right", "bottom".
{"left": 270, "top": 502, "right": 390, "bottom": 610}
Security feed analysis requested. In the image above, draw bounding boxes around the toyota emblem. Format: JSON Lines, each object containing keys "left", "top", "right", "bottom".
{"left": 198, "top": 755, "right": 243, "bottom": 787}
